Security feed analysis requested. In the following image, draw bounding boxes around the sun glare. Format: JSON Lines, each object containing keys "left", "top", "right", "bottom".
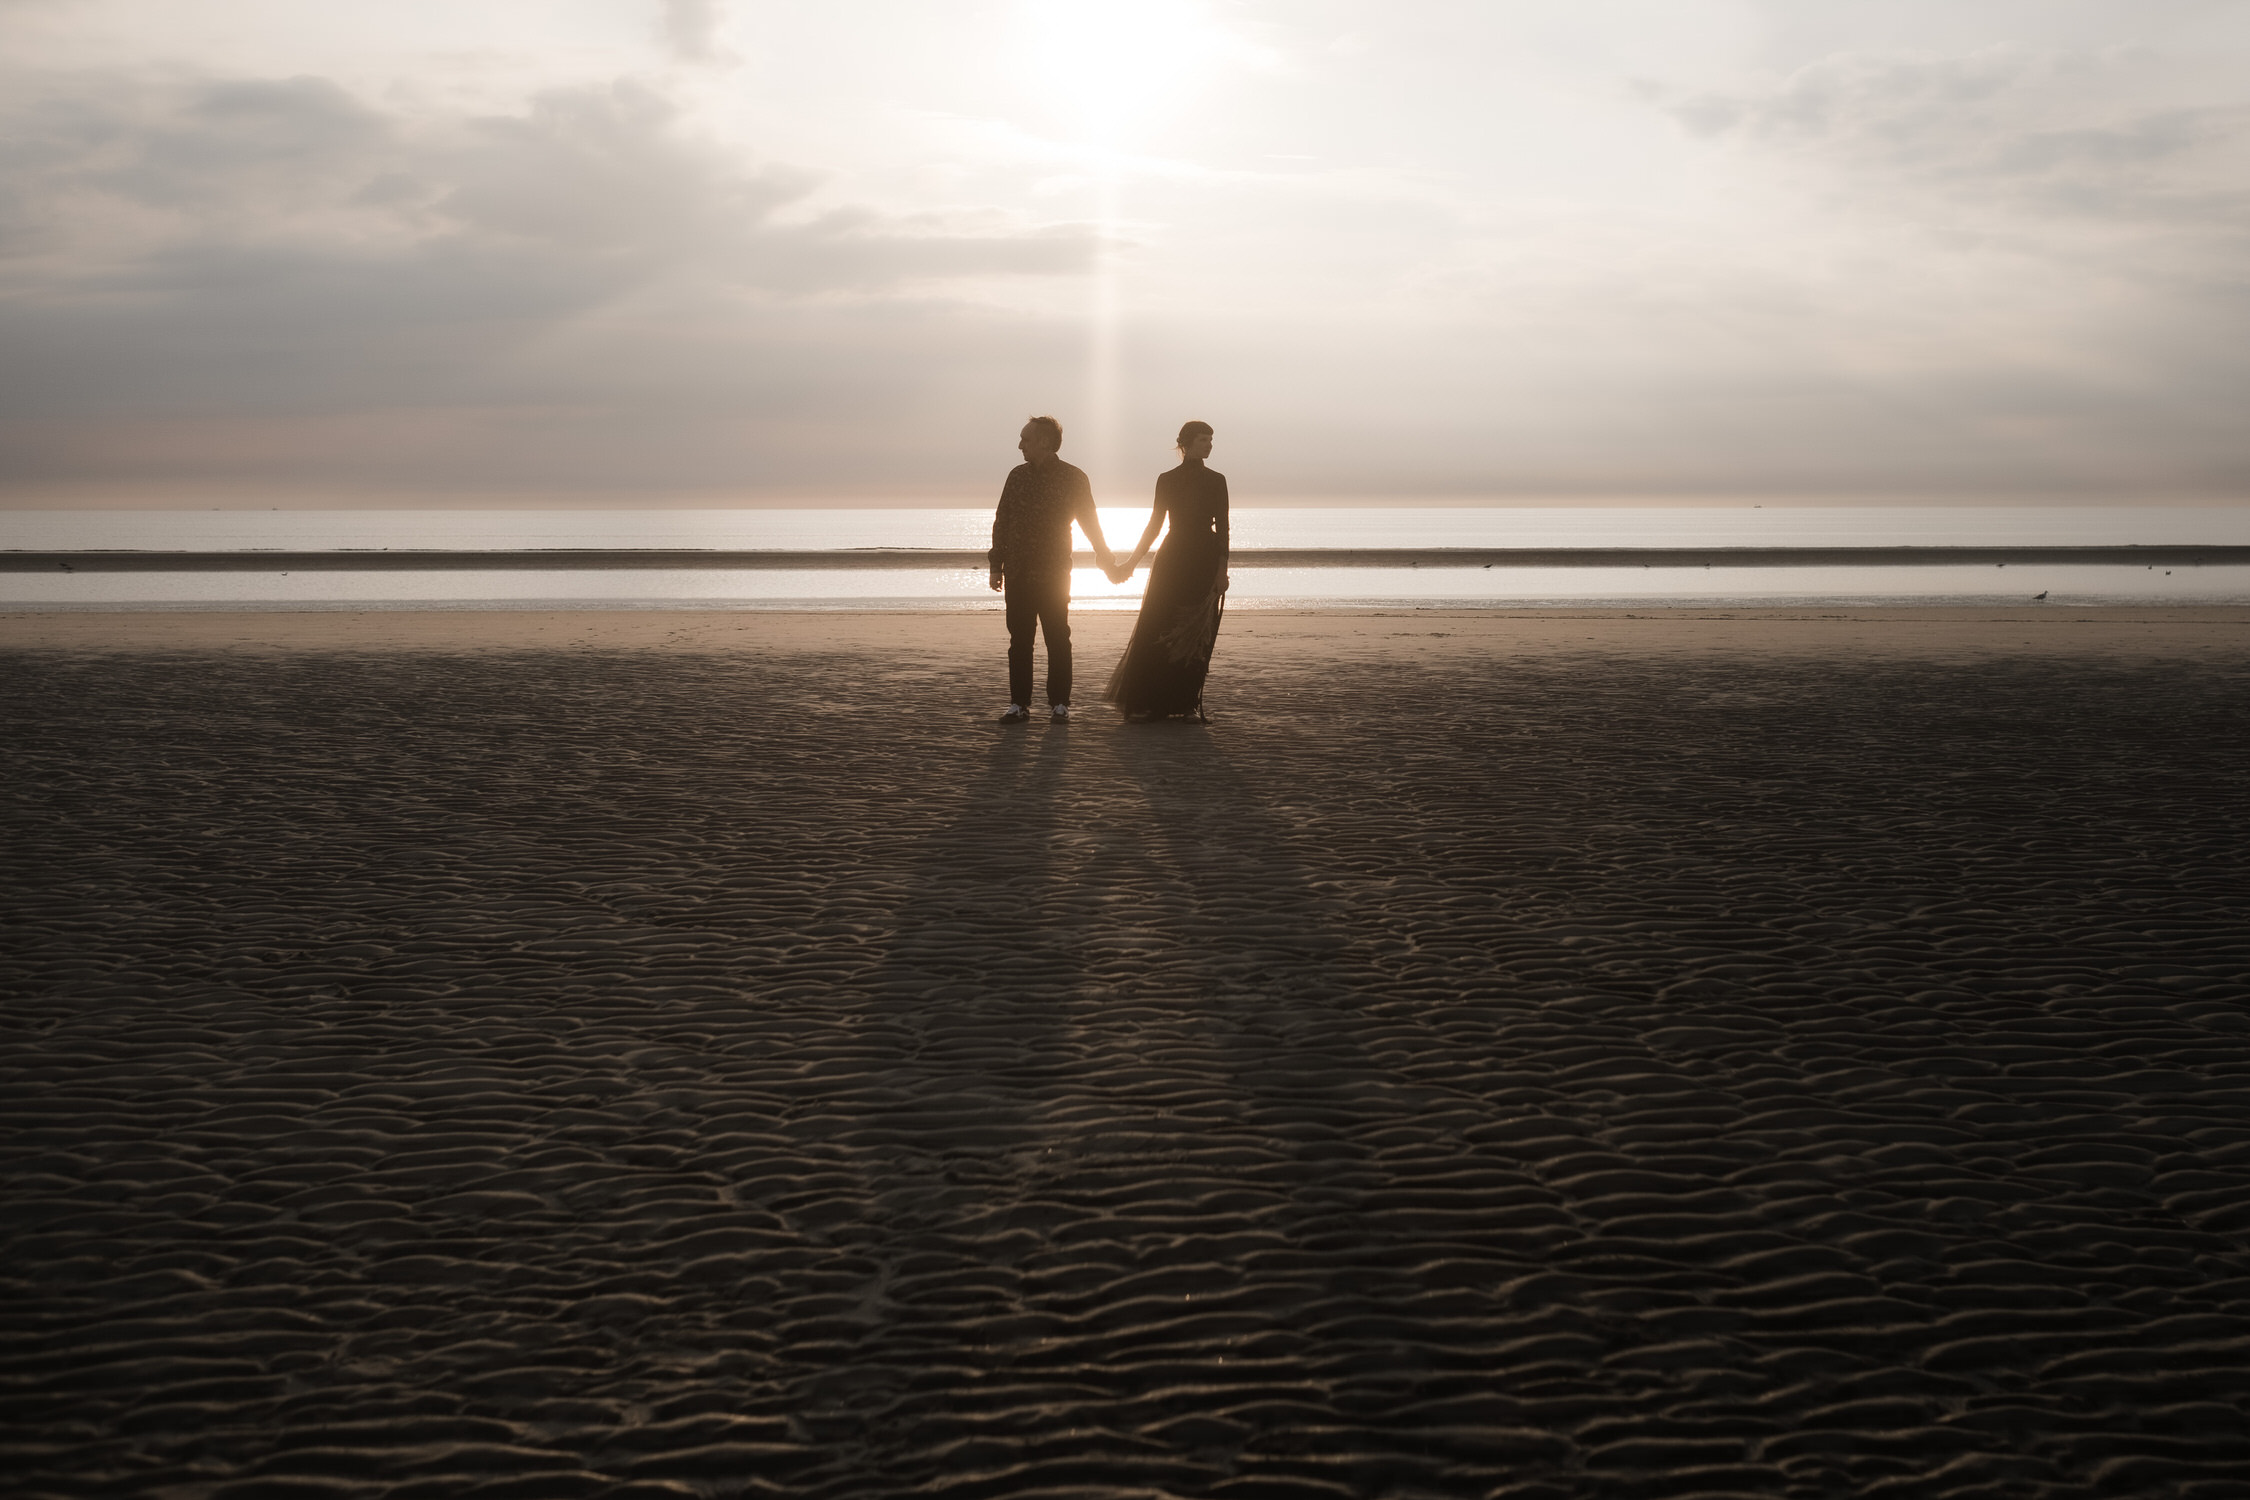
{"left": 1012, "top": 2, "right": 1237, "bottom": 506}
{"left": 1019, "top": 0, "right": 1222, "bottom": 146}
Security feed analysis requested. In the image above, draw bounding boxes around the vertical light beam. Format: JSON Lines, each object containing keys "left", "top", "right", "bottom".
{"left": 1087, "top": 163, "right": 1122, "bottom": 502}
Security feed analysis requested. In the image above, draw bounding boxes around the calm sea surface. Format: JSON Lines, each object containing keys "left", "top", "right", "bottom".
{"left": 6, "top": 506, "right": 2248, "bottom": 610}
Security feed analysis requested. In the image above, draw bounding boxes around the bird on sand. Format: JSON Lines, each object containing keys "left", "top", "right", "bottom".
{"left": 2033, "top": 591, "right": 2047, "bottom": 601}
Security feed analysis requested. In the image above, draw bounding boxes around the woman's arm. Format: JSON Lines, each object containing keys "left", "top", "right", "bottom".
{"left": 1214, "top": 473, "right": 1229, "bottom": 590}
{"left": 1127, "top": 480, "right": 1169, "bottom": 569}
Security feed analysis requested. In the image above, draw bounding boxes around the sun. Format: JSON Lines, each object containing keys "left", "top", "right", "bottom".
{"left": 1018, "top": 0, "right": 1226, "bottom": 147}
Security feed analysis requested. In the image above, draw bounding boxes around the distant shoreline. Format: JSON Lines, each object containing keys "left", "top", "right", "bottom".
{"left": 9, "top": 605, "right": 2250, "bottom": 655}
{"left": 8, "top": 545, "right": 2248, "bottom": 572}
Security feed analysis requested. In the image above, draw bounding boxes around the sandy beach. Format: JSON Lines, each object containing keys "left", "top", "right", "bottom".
{"left": 5, "top": 606, "right": 2250, "bottom": 1499}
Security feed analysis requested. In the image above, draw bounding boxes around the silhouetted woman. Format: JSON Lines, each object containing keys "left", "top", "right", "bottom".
{"left": 1103, "top": 420, "right": 1229, "bottom": 720}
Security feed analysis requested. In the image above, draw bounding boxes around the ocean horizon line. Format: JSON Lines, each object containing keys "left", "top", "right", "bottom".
{"left": 10, "top": 544, "right": 2250, "bottom": 573}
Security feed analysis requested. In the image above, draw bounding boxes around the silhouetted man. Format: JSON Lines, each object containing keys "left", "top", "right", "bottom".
{"left": 988, "top": 415, "right": 1122, "bottom": 722}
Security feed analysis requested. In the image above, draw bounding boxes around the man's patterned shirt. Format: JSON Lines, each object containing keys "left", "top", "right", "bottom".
{"left": 989, "top": 458, "right": 1098, "bottom": 583}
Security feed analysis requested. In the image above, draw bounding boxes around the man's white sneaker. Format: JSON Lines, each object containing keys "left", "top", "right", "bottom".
{"left": 998, "top": 704, "right": 1030, "bottom": 722}
{"left": 1050, "top": 703, "right": 1072, "bottom": 721}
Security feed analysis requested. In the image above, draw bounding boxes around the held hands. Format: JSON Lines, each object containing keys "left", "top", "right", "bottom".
{"left": 1104, "top": 560, "right": 1135, "bottom": 585}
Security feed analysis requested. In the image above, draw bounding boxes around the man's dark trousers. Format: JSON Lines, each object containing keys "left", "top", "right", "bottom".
{"left": 1005, "top": 572, "right": 1071, "bottom": 707}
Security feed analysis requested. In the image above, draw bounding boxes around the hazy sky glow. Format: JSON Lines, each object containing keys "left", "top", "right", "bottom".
{"left": 3, "top": 0, "right": 2247, "bottom": 505}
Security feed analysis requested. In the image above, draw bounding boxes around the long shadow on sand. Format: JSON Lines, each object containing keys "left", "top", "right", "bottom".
{"left": 9, "top": 646, "right": 2250, "bottom": 1499}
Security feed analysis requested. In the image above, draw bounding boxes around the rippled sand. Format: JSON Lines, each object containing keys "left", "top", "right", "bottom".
{"left": 5, "top": 608, "right": 2249, "bottom": 1499}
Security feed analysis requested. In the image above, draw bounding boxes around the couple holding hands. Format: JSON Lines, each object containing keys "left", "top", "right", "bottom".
{"left": 988, "top": 415, "right": 1230, "bottom": 723}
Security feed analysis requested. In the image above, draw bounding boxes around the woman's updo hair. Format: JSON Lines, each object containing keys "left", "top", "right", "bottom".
{"left": 1176, "top": 420, "right": 1213, "bottom": 452}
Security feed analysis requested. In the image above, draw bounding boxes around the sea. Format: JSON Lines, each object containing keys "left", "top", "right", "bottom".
{"left": 6, "top": 506, "right": 2248, "bottom": 611}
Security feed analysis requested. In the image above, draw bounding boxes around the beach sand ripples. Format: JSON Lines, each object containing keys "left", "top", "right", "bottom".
{"left": 4, "top": 640, "right": 2249, "bottom": 1497}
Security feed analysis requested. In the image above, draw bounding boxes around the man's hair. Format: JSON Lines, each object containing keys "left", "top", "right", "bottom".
{"left": 1023, "top": 415, "right": 1063, "bottom": 447}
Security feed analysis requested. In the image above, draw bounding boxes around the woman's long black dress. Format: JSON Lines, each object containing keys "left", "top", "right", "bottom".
{"left": 1103, "top": 460, "right": 1229, "bottom": 718}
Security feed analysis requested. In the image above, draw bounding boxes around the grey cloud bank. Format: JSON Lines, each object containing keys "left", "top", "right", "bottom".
{"left": 0, "top": 62, "right": 1099, "bottom": 501}
{"left": 1, "top": 0, "right": 2246, "bottom": 507}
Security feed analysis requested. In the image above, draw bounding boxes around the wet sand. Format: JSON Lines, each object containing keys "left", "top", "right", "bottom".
{"left": 5, "top": 608, "right": 2250, "bottom": 1498}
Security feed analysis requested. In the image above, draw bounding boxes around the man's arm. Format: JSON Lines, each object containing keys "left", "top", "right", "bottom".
{"left": 989, "top": 470, "right": 1020, "bottom": 591}
{"left": 1071, "top": 471, "right": 1121, "bottom": 579}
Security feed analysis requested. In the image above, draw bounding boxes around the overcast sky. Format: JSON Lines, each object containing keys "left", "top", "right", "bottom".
{"left": 3, "top": 0, "right": 2246, "bottom": 506}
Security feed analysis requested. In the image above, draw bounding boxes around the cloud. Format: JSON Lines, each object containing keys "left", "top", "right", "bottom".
{"left": 1, "top": 10, "right": 2246, "bottom": 506}
{"left": 1, "top": 68, "right": 1099, "bottom": 288}
{"left": 1657, "top": 47, "right": 2250, "bottom": 234}
{"left": 658, "top": 0, "right": 728, "bottom": 65}
{"left": 0, "top": 65, "right": 1106, "bottom": 499}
